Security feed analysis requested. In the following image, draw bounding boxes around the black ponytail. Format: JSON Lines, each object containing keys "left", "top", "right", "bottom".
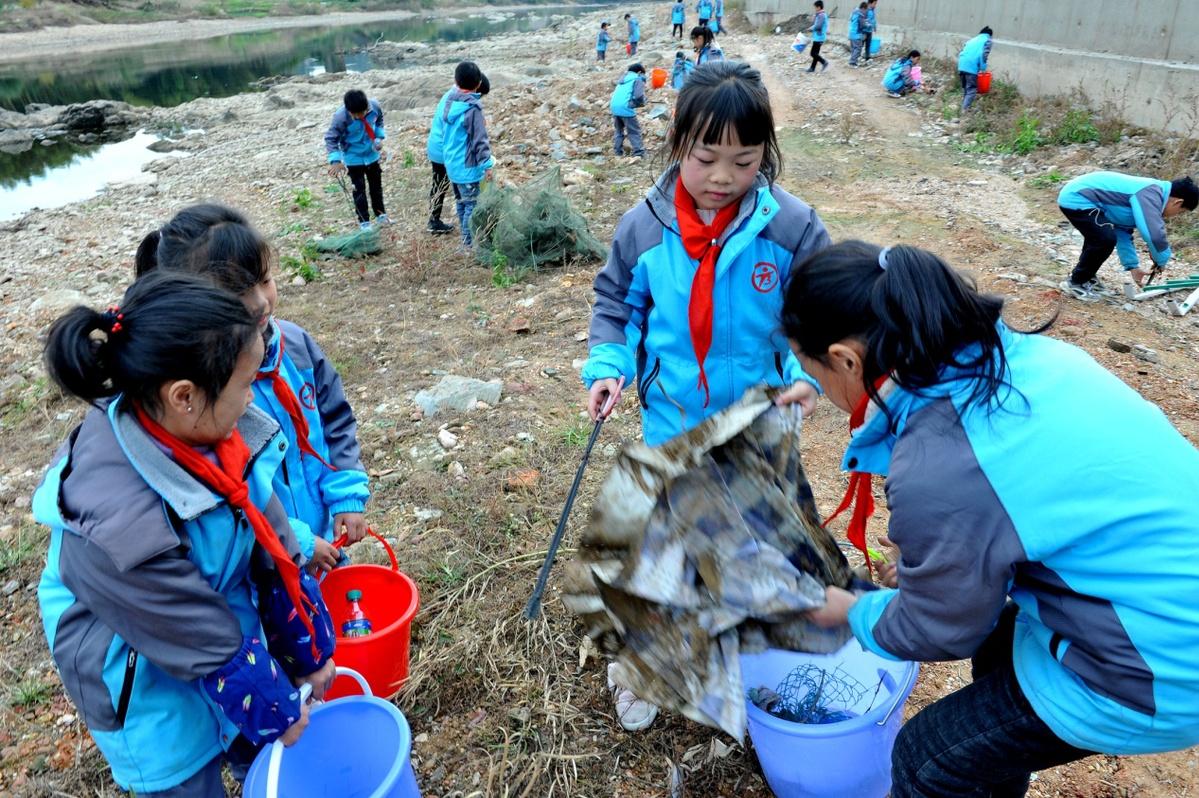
{"left": 783, "top": 240, "right": 1052, "bottom": 417}
{"left": 134, "top": 203, "right": 272, "bottom": 294}
{"left": 45, "top": 271, "right": 258, "bottom": 415}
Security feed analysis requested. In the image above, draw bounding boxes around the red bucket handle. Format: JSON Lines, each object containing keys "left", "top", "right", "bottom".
{"left": 331, "top": 527, "right": 399, "bottom": 572}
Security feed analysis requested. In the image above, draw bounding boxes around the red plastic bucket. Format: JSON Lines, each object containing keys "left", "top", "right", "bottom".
{"left": 651, "top": 67, "right": 667, "bottom": 89}
{"left": 977, "top": 71, "right": 992, "bottom": 94}
{"left": 321, "top": 530, "right": 419, "bottom": 700}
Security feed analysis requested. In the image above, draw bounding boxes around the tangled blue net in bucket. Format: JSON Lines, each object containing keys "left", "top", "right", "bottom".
{"left": 749, "top": 664, "right": 881, "bottom": 725}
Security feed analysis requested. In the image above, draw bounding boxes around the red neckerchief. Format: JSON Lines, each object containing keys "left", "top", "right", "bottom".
{"left": 822, "top": 376, "right": 891, "bottom": 577}
{"left": 674, "top": 175, "right": 742, "bottom": 407}
{"left": 360, "top": 115, "right": 376, "bottom": 142}
{"left": 257, "top": 335, "right": 335, "bottom": 471}
{"left": 134, "top": 405, "right": 320, "bottom": 659}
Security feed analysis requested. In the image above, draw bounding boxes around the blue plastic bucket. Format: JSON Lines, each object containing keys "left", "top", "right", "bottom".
{"left": 792, "top": 42, "right": 808, "bottom": 54}
{"left": 869, "top": 36, "right": 883, "bottom": 56}
{"left": 245, "top": 668, "right": 421, "bottom": 798}
{"left": 740, "top": 640, "right": 918, "bottom": 798}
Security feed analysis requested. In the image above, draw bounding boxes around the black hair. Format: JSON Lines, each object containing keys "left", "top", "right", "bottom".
{"left": 858, "top": 2, "right": 867, "bottom": 8}
{"left": 783, "top": 241, "right": 1052, "bottom": 419}
{"left": 601, "top": 21, "right": 610, "bottom": 28}
{"left": 908, "top": 49, "right": 922, "bottom": 59}
{"left": 628, "top": 62, "right": 646, "bottom": 74}
{"left": 814, "top": 1, "right": 823, "bottom": 7}
{"left": 343, "top": 89, "right": 368, "bottom": 114}
{"left": 1171, "top": 176, "right": 1198, "bottom": 210}
{"left": 676, "top": 50, "right": 686, "bottom": 58}
{"left": 44, "top": 271, "right": 258, "bottom": 416}
{"left": 134, "top": 203, "right": 271, "bottom": 296}
{"left": 624, "top": 13, "right": 631, "bottom": 19}
{"left": 454, "top": 60, "right": 483, "bottom": 92}
{"left": 980, "top": 26, "right": 993, "bottom": 36}
{"left": 668, "top": 60, "right": 783, "bottom": 184}
{"left": 479, "top": 74, "right": 490, "bottom": 96}
{"left": 690, "top": 25, "right": 714, "bottom": 46}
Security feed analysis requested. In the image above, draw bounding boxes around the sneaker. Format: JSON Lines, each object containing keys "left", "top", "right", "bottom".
{"left": 1059, "top": 279, "right": 1102, "bottom": 303}
{"left": 374, "top": 214, "right": 393, "bottom": 227}
{"left": 821, "top": 61, "right": 829, "bottom": 72}
{"left": 886, "top": 91, "right": 903, "bottom": 98}
{"left": 359, "top": 221, "right": 373, "bottom": 232}
{"left": 607, "top": 663, "right": 658, "bottom": 731}
{"left": 427, "top": 218, "right": 454, "bottom": 235}
{"left": 1087, "top": 278, "right": 1119, "bottom": 297}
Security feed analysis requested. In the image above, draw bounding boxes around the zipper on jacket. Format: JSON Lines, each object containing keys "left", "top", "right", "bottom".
{"left": 115, "top": 649, "right": 138, "bottom": 728}
{"left": 639, "top": 358, "right": 661, "bottom": 409}
{"left": 774, "top": 352, "right": 785, "bottom": 381}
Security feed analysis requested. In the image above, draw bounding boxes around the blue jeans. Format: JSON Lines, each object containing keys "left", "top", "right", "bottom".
{"left": 891, "top": 605, "right": 1096, "bottom": 798}
{"left": 849, "top": 38, "right": 864, "bottom": 65}
{"left": 961, "top": 70, "right": 980, "bottom": 110}
{"left": 613, "top": 115, "right": 644, "bottom": 157}
{"left": 454, "top": 180, "right": 481, "bottom": 246}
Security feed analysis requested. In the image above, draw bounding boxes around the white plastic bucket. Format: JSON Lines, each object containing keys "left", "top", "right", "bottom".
{"left": 741, "top": 639, "right": 918, "bottom": 798}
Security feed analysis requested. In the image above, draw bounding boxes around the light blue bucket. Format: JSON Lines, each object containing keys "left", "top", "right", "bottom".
{"left": 869, "top": 36, "right": 883, "bottom": 56}
{"left": 741, "top": 640, "right": 918, "bottom": 798}
{"left": 244, "top": 668, "right": 421, "bottom": 798}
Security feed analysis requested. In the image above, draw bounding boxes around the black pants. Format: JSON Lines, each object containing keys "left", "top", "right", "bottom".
{"left": 864, "top": 32, "right": 873, "bottom": 58}
{"left": 429, "top": 161, "right": 450, "bottom": 222}
{"left": 347, "top": 161, "right": 385, "bottom": 223}
{"left": 808, "top": 41, "right": 827, "bottom": 70}
{"left": 1060, "top": 206, "right": 1117, "bottom": 285}
{"left": 673, "top": 22, "right": 683, "bottom": 37}
{"left": 891, "top": 605, "right": 1096, "bottom": 798}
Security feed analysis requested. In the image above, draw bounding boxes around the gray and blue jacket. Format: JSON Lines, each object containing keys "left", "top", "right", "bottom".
{"left": 255, "top": 318, "right": 369, "bottom": 559}
{"left": 672, "top": 54, "right": 694, "bottom": 89}
{"left": 846, "top": 327, "right": 1199, "bottom": 755}
{"left": 35, "top": 400, "right": 335, "bottom": 793}
{"left": 1058, "top": 171, "right": 1174, "bottom": 269}
{"left": 610, "top": 71, "right": 647, "bottom": 118}
{"left": 865, "top": 7, "right": 876, "bottom": 32}
{"left": 696, "top": 44, "right": 724, "bottom": 65}
{"left": 324, "top": 99, "right": 385, "bottom": 167}
{"left": 848, "top": 9, "right": 865, "bottom": 40}
{"left": 426, "top": 86, "right": 456, "bottom": 164}
{"left": 958, "top": 32, "right": 992, "bottom": 74}
{"left": 697, "top": 0, "right": 713, "bottom": 21}
{"left": 442, "top": 89, "right": 494, "bottom": 185}
{"left": 809, "top": 10, "right": 828, "bottom": 42}
{"left": 597, "top": 28, "right": 612, "bottom": 52}
{"left": 882, "top": 57, "right": 915, "bottom": 93}
{"left": 715, "top": 0, "right": 724, "bottom": 17}
{"left": 627, "top": 16, "right": 640, "bottom": 42}
{"left": 582, "top": 168, "right": 830, "bottom": 446}
{"left": 672, "top": 2, "right": 685, "bottom": 24}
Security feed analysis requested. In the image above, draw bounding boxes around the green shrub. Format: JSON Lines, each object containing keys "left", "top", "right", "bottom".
{"left": 1054, "top": 109, "right": 1100, "bottom": 145}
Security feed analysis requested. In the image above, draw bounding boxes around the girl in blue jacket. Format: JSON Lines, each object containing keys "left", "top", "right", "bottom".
{"left": 36, "top": 272, "right": 336, "bottom": 796}
{"left": 136, "top": 204, "right": 372, "bottom": 573}
{"left": 787, "top": 241, "right": 1199, "bottom": 797}
{"left": 690, "top": 25, "right": 724, "bottom": 65}
{"left": 584, "top": 59, "right": 829, "bottom": 447}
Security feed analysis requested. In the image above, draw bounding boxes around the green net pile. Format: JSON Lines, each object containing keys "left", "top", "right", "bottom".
{"left": 309, "top": 228, "right": 382, "bottom": 258}
{"left": 470, "top": 167, "right": 607, "bottom": 269}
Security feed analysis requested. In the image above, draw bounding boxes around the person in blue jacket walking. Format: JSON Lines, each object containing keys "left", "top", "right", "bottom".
{"left": 441, "top": 60, "right": 495, "bottom": 248}
{"left": 427, "top": 65, "right": 490, "bottom": 237}
{"left": 610, "top": 63, "right": 647, "bottom": 157}
{"left": 958, "top": 26, "right": 992, "bottom": 110}
{"left": 690, "top": 25, "right": 724, "bottom": 65}
{"left": 324, "top": 89, "right": 388, "bottom": 230}
{"left": 882, "top": 50, "right": 921, "bottom": 96}
{"left": 696, "top": 0, "right": 713, "bottom": 28}
{"left": 671, "top": 1, "right": 686, "bottom": 38}
{"left": 789, "top": 240, "right": 1199, "bottom": 798}
{"left": 806, "top": 0, "right": 829, "bottom": 73}
{"left": 135, "top": 204, "right": 373, "bottom": 572}
{"left": 597, "top": 20, "right": 612, "bottom": 61}
{"left": 848, "top": 2, "right": 867, "bottom": 66}
{"left": 36, "top": 272, "right": 338, "bottom": 796}
{"left": 862, "top": 0, "right": 878, "bottom": 63}
{"left": 1057, "top": 171, "right": 1197, "bottom": 301}
{"left": 584, "top": 60, "right": 830, "bottom": 730}
{"left": 624, "top": 13, "right": 641, "bottom": 55}
{"left": 713, "top": 0, "right": 724, "bottom": 33}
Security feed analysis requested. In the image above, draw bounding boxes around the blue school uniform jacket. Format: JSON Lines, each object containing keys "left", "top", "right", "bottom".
{"left": 35, "top": 401, "right": 334, "bottom": 793}
{"left": 958, "top": 32, "right": 992, "bottom": 74}
{"left": 426, "top": 86, "right": 455, "bottom": 165}
{"left": 324, "top": 99, "right": 385, "bottom": 167}
{"left": 627, "top": 17, "right": 640, "bottom": 42}
{"left": 672, "top": 2, "right": 685, "bottom": 24}
{"left": 610, "top": 71, "right": 647, "bottom": 117}
{"left": 583, "top": 168, "right": 830, "bottom": 446}
{"left": 810, "top": 11, "right": 828, "bottom": 42}
{"left": 697, "top": 0, "right": 713, "bottom": 21}
{"left": 442, "top": 89, "right": 494, "bottom": 185}
{"left": 255, "top": 319, "right": 369, "bottom": 560}
{"left": 844, "top": 327, "right": 1199, "bottom": 755}
{"left": 597, "top": 29, "right": 612, "bottom": 52}
{"left": 882, "top": 57, "right": 915, "bottom": 92}
{"left": 696, "top": 44, "right": 724, "bottom": 65}
{"left": 1058, "top": 171, "right": 1174, "bottom": 269}
{"left": 848, "top": 9, "right": 865, "bottom": 40}
{"left": 672, "top": 56, "right": 694, "bottom": 89}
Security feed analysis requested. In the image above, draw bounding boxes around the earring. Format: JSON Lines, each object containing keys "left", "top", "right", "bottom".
{"left": 187, "top": 405, "right": 193, "bottom": 413}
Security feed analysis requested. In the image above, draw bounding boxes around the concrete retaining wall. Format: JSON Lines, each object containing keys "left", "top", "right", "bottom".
{"left": 743, "top": 0, "right": 1199, "bottom": 134}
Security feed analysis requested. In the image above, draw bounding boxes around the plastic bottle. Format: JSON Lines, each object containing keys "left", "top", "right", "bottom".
{"left": 341, "top": 589, "right": 373, "bottom": 638}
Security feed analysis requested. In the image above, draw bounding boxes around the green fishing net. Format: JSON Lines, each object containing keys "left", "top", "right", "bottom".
{"left": 470, "top": 167, "right": 607, "bottom": 269}
{"left": 310, "top": 228, "right": 382, "bottom": 258}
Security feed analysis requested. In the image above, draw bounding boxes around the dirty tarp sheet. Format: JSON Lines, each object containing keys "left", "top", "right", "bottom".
{"left": 563, "top": 386, "right": 859, "bottom": 739}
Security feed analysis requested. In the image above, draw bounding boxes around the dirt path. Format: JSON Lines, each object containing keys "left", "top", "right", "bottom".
{"left": 0, "top": 5, "right": 1196, "bottom": 796}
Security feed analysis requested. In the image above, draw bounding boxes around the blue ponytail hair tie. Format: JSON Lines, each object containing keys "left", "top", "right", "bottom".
{"left": 878, "top": 247, "right": 891, "bottom": 271}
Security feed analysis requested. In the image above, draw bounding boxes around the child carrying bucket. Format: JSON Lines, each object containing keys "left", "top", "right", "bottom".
{"left": 788, "top": 241, "right": 1199, "bottom": 796}
{"left": 582, "top": 60, "right": 831, "bottom": 729}
{"left": 34, "top": 272, "right": 337, "bottom": 796}
{"left": 136, "top": 204, "right": 373, "bottom": 574}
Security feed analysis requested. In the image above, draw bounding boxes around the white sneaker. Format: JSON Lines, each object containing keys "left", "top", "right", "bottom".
{"left": 1059, "top": 279, "right": 1102, "bottom": 303}
{"left": 607, "top": 663, "right": 658, "bottom": 731}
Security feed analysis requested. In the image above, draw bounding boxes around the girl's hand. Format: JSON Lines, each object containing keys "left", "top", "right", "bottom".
{"left": 333, "top": 512, "right": 367, "bottom": 544}
{"left": 278, "top": 701, "right": 310, "bottom": 747}
{"left": 877, "top": 535, "right": 900, "bottom": 589}
{"left": 309, "top": 537, "right": 339, "bottom": 572}
{"left": 806, "top": 586, "right": 858, "bottom": 629}
{"left": 775, "top": 380, "right": 819, "bottom": 417}
{"left": 294, "top": 658, "right": 337, "bottom": 702}
{"left": 327, "top": 162, "right": 347, "bottom": 177}
{"left": 587, "top": 378, "right": 624, "bottom": 421}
